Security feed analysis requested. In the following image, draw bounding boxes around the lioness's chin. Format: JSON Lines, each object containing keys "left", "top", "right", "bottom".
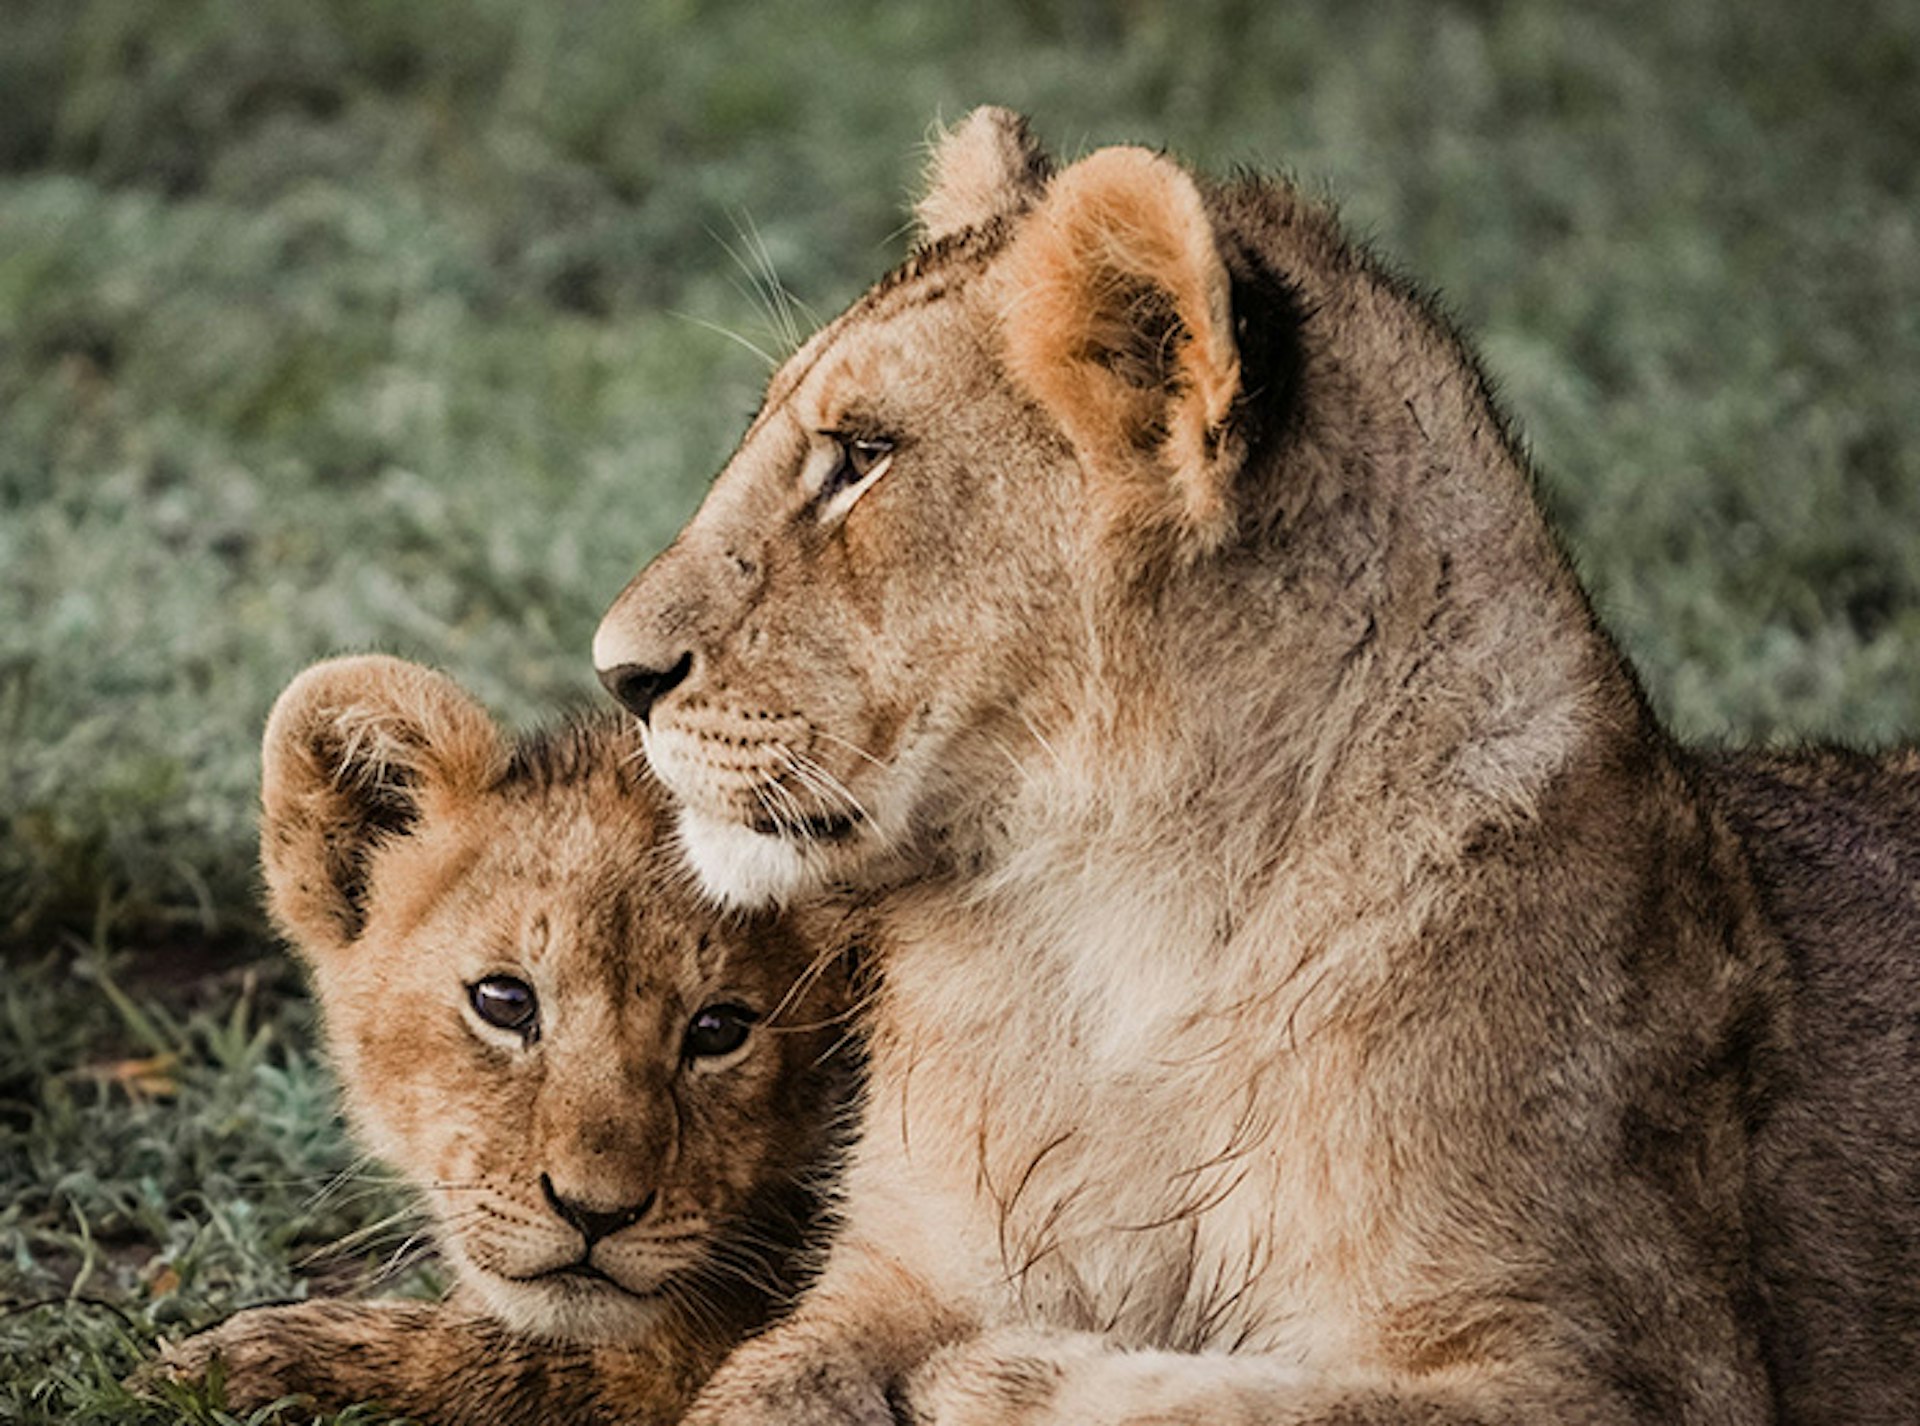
{"left": 679, "top": 806, "right": 843, "bottom": 910}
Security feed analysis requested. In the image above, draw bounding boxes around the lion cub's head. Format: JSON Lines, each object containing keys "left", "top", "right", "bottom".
{"left": 259, "top": 655, "right": 852, "bottom": 1342}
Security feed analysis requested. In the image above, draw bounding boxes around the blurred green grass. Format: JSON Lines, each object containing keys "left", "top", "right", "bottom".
{"left": 1, "top": 940, "right": 430, "bottom": 1422}
{"left": 2, "top": 0, "right": 1917, "bottom": 1417}
{"left": 4, "top": 0, "right": 1918, "bottom": 953}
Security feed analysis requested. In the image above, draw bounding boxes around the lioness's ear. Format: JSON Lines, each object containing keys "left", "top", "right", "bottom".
{"left": 1000, "top": 146, "right": 1243, "bottom": 559}
{"left": 915, "top": 107, "right": 1053, "bottom": 242}
{"left": 260, "top": 655, "right": 502, "bottom": 957}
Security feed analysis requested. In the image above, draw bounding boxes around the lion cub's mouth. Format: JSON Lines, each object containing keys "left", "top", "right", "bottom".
{"left": 515, "top": 1260, "right": 664, "bottom": 1303}
{"left": 747, "top": 807, "right": 863, "bottom": 842}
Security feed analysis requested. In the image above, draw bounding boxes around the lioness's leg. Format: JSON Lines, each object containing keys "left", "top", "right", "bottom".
{"left": 905, "top": 1326, "right": 1730, "bottom": 1426}
{"left": 682, "top": 1244, "right": 973, "bottom": 1426}
{"left": 144, "top": 1298, "right": 714, "bottom": 1426}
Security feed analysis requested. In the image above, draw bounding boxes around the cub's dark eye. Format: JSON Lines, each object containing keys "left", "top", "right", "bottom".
{"left": 821, "top": 433, "right": 894, "bottom": 501}
{"left": 683, "top": 1003, "right": 757, "bottom": 1060}
{"left": 470, "top": 976, "right": 538, "bottom": 1034}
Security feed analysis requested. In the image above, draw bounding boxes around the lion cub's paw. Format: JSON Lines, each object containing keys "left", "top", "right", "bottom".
{"left": 138, "top": 1311, "right": 310, "bottom": 1409}
{"left": 133, "top": 1301, "right": 408, "bottom": 1416}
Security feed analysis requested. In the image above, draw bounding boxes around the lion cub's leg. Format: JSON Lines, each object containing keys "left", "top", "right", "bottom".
{"left": 147, "top": 1298, "right": 714, "bottom": 1426}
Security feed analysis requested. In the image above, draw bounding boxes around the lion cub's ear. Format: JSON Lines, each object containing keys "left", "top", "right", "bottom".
{"left": 260, "top": 655, "right": 503, "bottom": 957}
{"left": 999, "top": 146, "right": 1243, "bottom": 560}
{"left": 915, "top": 107, "right": 1053, "bottom": 243}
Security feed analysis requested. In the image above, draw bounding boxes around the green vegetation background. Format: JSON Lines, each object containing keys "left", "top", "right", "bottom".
{"left": 2, "top": 0, "right": 1916, "bottom": 1419}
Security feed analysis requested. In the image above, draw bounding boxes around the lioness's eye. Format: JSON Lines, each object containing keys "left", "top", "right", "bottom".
{"left": 683, "top": 1003, "right": 757, "bottom": 1060}
{"left": 470, "top": 976, "right": 538, "bottom": 1033}
{"left": 820, "top": 433, "right": 894, "bottom": 501}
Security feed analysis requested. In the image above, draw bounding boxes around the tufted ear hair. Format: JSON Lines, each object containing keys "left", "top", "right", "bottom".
{"left": 999, "top": 145, "right": 1245, "bottom": 562}
{"left": 915, "top": 106, "right": 1054, "bottom": 243}
{"left": 260, "top": 655, "right": 503, "bottom": 958}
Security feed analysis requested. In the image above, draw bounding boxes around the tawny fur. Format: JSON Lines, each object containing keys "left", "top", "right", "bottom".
{"left": 145, "top": 656, "right": 858, "bottom": 1423}
{"left": 595, "top": 110, "right": 1920, "bottom": 1425}
{"left": 916, "top": 107, "right": 1052, "bottom": 244}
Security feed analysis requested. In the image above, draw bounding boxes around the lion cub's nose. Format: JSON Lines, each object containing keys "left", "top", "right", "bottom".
{"left": 597, "top": 651, "right": 693, "bottom": 723}
{"left": 540, "top": 1173, "right": 657, "bottom": 1246}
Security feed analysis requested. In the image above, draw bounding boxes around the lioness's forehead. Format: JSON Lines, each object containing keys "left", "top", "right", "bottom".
{"left": 751, "top": 311, "right": 935, "bottom": 438}
{"left": 749, "top": 224, "right": 1010, "bottom": 439}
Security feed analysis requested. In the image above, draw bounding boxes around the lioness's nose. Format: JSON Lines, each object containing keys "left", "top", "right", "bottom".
{"left": 540, "top": 1173, "right": 657, "bottom": 1246}
{"left": 598, "top": 651, "right": 693, "bottom": 723}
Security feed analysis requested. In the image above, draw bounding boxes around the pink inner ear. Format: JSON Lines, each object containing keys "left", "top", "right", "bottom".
{"left": 998, "top": 146, "right": 1242, "bottom": 554}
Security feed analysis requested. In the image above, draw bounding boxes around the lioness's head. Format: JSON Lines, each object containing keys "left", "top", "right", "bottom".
{"left": 595, "top": 109, "right": 1317, "bottom": 909}
{"left": 260, "top": 655, "right": 852, "bottom": 1341}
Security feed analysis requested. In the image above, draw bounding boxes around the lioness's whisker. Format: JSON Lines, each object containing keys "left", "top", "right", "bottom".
{"left": 714, "top": 210, "right": 810, "bottom": 357}
{"left": 763, "top": 937, "right": 860, "bottom": 1030}
{"left": 812, "top": 727, "right": 893, "bottom": 772}
{"left": 668, "top": 310, "right": 781, "bottom": 372}
{"left": 774, "top": 758, "right": 839, "bottom": 820}
{"left": 760, "top": 774, "right": 814, "bottom": 833}
{"left": 781, "top": 747, "right": 871, "bottom": 825}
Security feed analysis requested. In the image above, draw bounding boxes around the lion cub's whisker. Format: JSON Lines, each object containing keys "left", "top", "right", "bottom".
{"left": 156, "top": 660, "right": 857, "bottom": 1417}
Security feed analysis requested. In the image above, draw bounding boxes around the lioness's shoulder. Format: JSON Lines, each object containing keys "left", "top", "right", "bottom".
{"left": 1700, "top": 743, "right": 1920, "bottom": 937}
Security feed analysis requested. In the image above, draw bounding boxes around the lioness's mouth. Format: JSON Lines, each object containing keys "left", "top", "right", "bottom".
{"left": 748, "top": 809, "right": 862, "bottom": 842}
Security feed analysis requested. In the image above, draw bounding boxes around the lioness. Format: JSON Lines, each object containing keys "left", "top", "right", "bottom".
{"left": 594, "top": 110, "right": 1920, "bottom": 1423}
{"left": 150, "top": 656, "right": 855, "bottom": 1423}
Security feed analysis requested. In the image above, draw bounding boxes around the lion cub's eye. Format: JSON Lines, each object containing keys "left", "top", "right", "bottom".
{"left": 470, "top": 976, "right": 538, "bottom": 1034}
{"left": 819, "top": 433, "right": 895, "bottom": 505}
{"left": 682, "top": 1003, "right": 757, "bottom": 1061}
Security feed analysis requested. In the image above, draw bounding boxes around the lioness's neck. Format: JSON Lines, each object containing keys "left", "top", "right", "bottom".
{"left": 966, "top": 193, "right": 1656, "bottom": 921}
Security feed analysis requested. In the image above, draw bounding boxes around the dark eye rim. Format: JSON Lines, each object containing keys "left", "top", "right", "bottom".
{"left": 682, "top": 1002, "right": 759, "bottom": 1061}
{"left": 469, "top": 974, "right": 539, "bottom": 1035}
{"left": 819, "top": 430, "right": 896, "bottom": 501}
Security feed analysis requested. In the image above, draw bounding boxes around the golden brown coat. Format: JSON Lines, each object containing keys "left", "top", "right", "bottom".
{"left": 149, "top": 656, "right": 855, "bottom": 1422}
{"left": 594, "top": 110, "right": 1920, "bottom": 1425}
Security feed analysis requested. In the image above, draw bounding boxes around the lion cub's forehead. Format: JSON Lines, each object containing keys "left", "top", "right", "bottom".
{"left": 429, "top": 776, "right": 741, "bottom": 983}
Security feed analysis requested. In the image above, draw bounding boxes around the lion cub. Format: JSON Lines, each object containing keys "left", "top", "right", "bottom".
{"left": 151, "top": 655, "right": 854, "bottom": 1424}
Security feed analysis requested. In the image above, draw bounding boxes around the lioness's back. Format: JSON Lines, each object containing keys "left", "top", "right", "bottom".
{"left": 1703, "top": 748, "right": 1920, "bottom": 1420}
